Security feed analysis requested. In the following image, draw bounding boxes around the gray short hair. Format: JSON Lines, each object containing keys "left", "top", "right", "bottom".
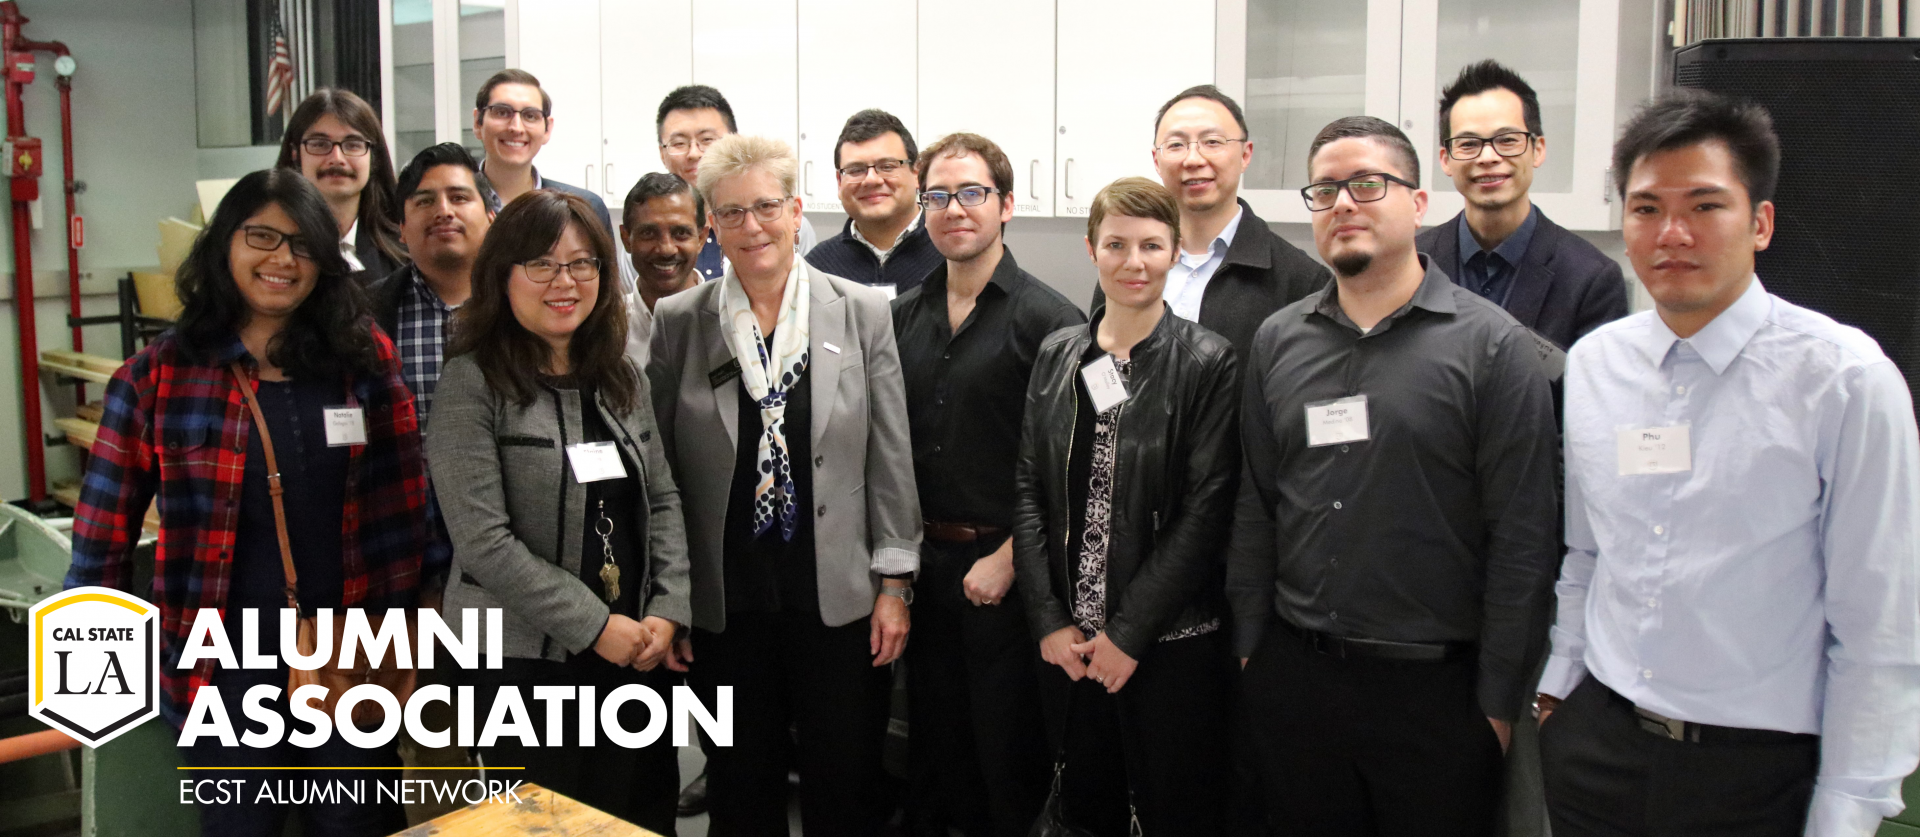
{"left": 695, "top": 134, "right": 798, "bottom": 209}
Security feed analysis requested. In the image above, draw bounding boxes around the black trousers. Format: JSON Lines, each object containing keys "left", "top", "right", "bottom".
{"left": 688, "top": 609, "right": 893, "bottom": 836}
{"left": 1238, "top": 620, "right": 1504, "bottom": 836}
{"left": 906, "top": 537, "right": 1051, "bottom": 837}
{"left": 179, "top": 666, "right": 407, "bottom": 837}
{"left": 467, "top": 652, "right": 681, "bottom": 835}
{"left": 1539, "top": 675, "right": 1819, "bottom": 837}
{"left": 1036, "top": 630, "right": 1233, "bottom": 836}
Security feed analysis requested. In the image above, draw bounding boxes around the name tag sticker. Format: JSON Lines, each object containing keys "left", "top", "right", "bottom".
{"left": 823, "top": 342, "right": 842, "bottom": 354}
{"left": 1080, "top": 354, "right": 1130, "bottom": 413}
{"left": 322, "top": 406, "right": 368, "bottom": 447}
{"left": 1617, "top": 425, "right": 1691, "bottom": 475}
{"left": 1305, "top": 395, "right": 1370, "bottom": 447}
{"left": 566, "top": 441, "right": 628, "bottom": 483}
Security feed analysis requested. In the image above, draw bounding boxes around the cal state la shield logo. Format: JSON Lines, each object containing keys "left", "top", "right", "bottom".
{"left": 28, "top": 587, "right": 160, "bottom": 746}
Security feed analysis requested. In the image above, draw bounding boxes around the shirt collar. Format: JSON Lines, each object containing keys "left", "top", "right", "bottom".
{"left": 850, "top": 211, "right": 921, "bottom": 253}
{"left": 1642, "top": 276, "right": 1770, "bottom": 375}
{"left": 1309, "top": 254, "right": 1458, "bottom": 326}
{"left": 406, "top": 264, "right": 458, "bottom": 312}
{"left": 340, "top": 216, "right": 359, "bottom": 251}
{"left": 1182, "top": 206, "right": 1245, "bottom": 265}
{"left": 1458, "top": 204, "right": 1539, "bottom": 268}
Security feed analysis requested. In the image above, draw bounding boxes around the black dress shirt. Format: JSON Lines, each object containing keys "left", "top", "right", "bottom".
{"left": 1453, "top": 204, "right": 1539, "bottom": 308}
{"left": 1226, "top": 256, "right": 1559, "bottom": 719}
{"left": 722, "top": 338, "right": 819, "bottom": 616}
{"left": 891, "top": 247, "right": 1085, "bottom": 528}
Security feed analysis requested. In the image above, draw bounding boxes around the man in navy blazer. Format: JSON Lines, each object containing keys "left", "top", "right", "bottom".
{"left": 1417, "top": 60, "right": 1627, "bottom": 350}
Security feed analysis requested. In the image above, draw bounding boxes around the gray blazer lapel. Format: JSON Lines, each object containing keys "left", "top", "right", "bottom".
{"left": 809, "top": 274, "right": 847, "bottom": 447}
{"left": 703, "top": 286, "right": 740, "bottom": 449}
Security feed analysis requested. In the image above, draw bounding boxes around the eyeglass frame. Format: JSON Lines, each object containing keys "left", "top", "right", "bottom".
{"left": 711, "top": 196, "right": 794, "bottom": 229}
{"left": 299, "top": 136, "right": 372, "bottom": 158}
{"left": 837, "top": 158, "right": 912, "bottom": 180}
{"left": 516, "top": 257, "right": 602, "bottom": 284}
{"left": 238, "top": 225, "right": 315, "bottom": 260}
{"left": 1153, "top": 136, "right": 1248, "bottom": 157}
{"left": 917, "top": 186, "right": 1001, "bottom": 211}
{"left": 1299, "top": 172, "right": 1419, "bottom": 211}
{"left": 1441, "top": 131, "right": 1537, "bottom": 161}
{"left": 481, "top": 103, "right": 550, "bottom": 126}
{"left": 660, "top": 135, "right": 721, "bottom": 157}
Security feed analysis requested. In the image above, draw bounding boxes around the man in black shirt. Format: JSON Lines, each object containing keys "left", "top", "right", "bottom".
{"left": 893, "top": 132, "right": 1085, "bottom": 837}
{"left": 1228, "top": 116, "right": 1559, "bottom": 835}
{"left": 806, "top": 109, "right": 942, "bottom": 297}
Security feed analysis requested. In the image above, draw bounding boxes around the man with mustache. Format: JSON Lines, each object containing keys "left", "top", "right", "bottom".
{"left": 1228, "top": 115, "right": 1559, "bottom": 835}
{"left": 276, "top": 88, "right": 405, "bottom": 286}
{"left": 1534, "top": 90, "right": 1920, "bottom": 837}
{"left": 805, "top": 109, "right": 942, "bottom": 298}
{"left": 618, "top": 172, "right": 706, "bottom": 367}
{"left": 655, "top": 84, "right": 819, "bottom": 283}
{"left": 1417, "top": 60, "right": 1627, "bottom": 350}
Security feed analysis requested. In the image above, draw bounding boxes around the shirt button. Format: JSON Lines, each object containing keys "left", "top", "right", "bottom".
{"left": 1642, "top": 669, "right": 1654, "bottom": 680}
{"left": 1331, "top": 501, "right": 1343, "bottom": 510}
{"left": 1648, "top": 598, "right": 1659, "bottom": 608}
{"left": 1675, "top": 385, "right": 1686, "bottom": 395}
{"left": 1339, "top": 445, "right": 1349, "bottom": 453}
{"left": 813, "top": 455, "right": 823, "bottom": 467}
{"left": 1653, "top": 525, "right": 1665, "bottom": 535}
{"left": 933, "top": 445, "right": 942, "bottom": 454}
{"left": 817, "top": 505, "right": 826, "bottom": 518}
{"left": 1329, "top": 611, "right": 1338, "bottom": 621}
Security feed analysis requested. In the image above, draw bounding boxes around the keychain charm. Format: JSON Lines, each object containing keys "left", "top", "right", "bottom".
{"left": 596, "top": 499, "right": 620, "bottom": 602}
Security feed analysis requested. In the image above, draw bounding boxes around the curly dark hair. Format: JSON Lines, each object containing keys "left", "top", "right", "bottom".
{"left": 173, "top": 168, "right": 384, "bottom": 380}
{"left": 450, "top": 190, "right": 638, "bottom": 413}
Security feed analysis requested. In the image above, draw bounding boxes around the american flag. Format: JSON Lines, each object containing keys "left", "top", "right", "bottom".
{"left": 264, "top": 4, "right": 295, "bottom": 117}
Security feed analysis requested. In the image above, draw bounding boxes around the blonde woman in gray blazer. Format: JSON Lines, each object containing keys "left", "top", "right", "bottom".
{"left": 647, "top": 134, "right": 920, "bottom": 836}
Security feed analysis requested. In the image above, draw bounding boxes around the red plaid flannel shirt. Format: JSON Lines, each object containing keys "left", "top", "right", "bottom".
{"left": 67, "top": 327, "right": 427, "bottom": 726}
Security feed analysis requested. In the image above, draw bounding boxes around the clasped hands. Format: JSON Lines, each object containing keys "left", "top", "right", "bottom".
{"left": 593, "top": 614, "right": 681, "bottom": 671}
{"left": 1041, "top": 625, "right": 1138, "bottom": 694}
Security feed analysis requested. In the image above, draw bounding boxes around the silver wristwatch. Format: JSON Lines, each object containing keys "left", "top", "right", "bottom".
{"left": 880, "top": 584, "right": 914, "bottom": 606}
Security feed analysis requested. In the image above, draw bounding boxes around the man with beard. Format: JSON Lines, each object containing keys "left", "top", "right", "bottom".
{"left": 655, "top": 84, "right": 819, "bottom": 282}
{"left": 1417, "top": 61, "right": 1627, "bottom": 350}
{"left": 618, "top": 172, "right": 706, "bottom": 366}
{"left": 805, "top": 109, "right": 943, "bottom": 298}
{"left": 892, "top": 132, "right": 1083, "bottom": 837}
{"left": 276, "top": 88, "right": 406, "bottom": 285}
{"left": 1227, "top": 116, "right": 1559, "bottom": 835}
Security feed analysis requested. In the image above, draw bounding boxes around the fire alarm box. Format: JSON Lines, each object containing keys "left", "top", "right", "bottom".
{"left": 8, "top": 136, "right": 42, "bottom": 177}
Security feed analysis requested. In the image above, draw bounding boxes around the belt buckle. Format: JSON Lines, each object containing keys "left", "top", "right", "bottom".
{"left": 1634, "top": 707, "right": 1688, "bottom": 741}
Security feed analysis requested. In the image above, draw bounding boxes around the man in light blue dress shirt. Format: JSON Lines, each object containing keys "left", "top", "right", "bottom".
{"left": 1535, "top": 90, "right": 1920, "bottom": 837}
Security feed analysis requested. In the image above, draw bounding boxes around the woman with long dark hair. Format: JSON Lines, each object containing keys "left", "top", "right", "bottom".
{"left": 66, "top": 167, "right": 427, "bottom": 836}
{"left": 429, "top": 190, "right": 691, "bottom": 833}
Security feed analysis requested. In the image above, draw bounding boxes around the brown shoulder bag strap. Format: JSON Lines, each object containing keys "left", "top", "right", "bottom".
{"left": 229, "top": 362, "right": 300, "bottom": 612}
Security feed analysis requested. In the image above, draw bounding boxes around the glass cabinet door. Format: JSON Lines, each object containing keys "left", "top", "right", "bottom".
{"left": 390, "top": 0, "right": 439, "bottom": 161}
{"left": 458, "top": 0, "right": 507, "bottom": 156}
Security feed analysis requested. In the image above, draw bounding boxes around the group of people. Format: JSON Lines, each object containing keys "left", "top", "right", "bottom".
{"left": 64, "top": 56, "right": 1917, "bottom": 837}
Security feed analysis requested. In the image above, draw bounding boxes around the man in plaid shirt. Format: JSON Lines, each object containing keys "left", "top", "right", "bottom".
{"left": 66, "top": 330, "right": 428, "bottom": 727}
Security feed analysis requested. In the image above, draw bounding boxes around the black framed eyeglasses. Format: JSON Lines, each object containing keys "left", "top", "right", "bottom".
{"left": 300, "top": 137, "right": 371, "bottom": 157}
{"left": 518, "top": 257, "right": 601, "bottom": 284}
{"left": 1300, "top": 173, "right": 1418, "bottom": 211}
{"left": 918, "top": 187, "right": 999, "bottom": 210}
{"left": 712, "top": 197, "right": 791, "bottom": 229}
{"left": 838, "top": 158, "right": 910, "bottom": 179}
{"left": 239, "top": 225, "right": 314, "bottom": 259}
{"left": 482, "top": 103, "right": 549, "bottom": 125}
{"left": 1442, "top": 131, "right": 1535, "bottom": 160}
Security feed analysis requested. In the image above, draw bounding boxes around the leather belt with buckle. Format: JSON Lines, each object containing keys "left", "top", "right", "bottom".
{"left": 923, "top": 520, "right": 1007, "bottom": 545}
{"left": 1602, "top": 685, "right": 1818, "bottom": 746}
{"left": 1275, "top": 618, "right": 1472, "bottom": 663}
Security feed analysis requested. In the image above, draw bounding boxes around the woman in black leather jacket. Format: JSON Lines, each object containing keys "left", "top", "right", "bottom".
{"left": 1012, "top": 178, "right": 1240, "bottom": 835}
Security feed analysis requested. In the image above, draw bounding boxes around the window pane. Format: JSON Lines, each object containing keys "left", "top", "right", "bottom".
{"left": 392, "top": 0, "right": 437, "bottom": 161}
{"left": 1243, "top": 0, "right": 1369, "bottom": 190}
{"left": 1434, "top": 0, "right": 1579, "bottom": 192}
{"left": 460, "top": 1, "right": 507, "bottom": 156}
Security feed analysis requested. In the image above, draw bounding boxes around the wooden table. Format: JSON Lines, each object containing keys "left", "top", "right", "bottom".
{"left": 392, "top": 783, "right": 663, "bottom": 836}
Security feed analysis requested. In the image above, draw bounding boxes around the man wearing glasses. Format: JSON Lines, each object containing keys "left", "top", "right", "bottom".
{"left": 471, "top": 70, "right": 614, "bottom": 234}
{"left": 1417, "top": 60, "right": 1627, "bottom": 350}
{"left": 275, "top": 88, "right": 406, "bottom": 286}
{"left": 1228, "top": 115, "right": 1559, "bottom": 835}
{"left": 892, "top": 132, "right": 1084, "bottom": 837}
{"left": 804, "top": 109, "right": 942, "bottom": 298}
{"left": 656, "top": 85, "right": 818, "bottom": 283}
{"left": 1092, "top": 85, "right": 1328, "bottom": 367}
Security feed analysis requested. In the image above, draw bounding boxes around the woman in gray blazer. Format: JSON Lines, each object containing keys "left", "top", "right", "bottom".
{"left": 428, "top": 190, "right": 690, "bottom": 833}
{"left": 647, "top": 134, "right": 921, "bottom": 836}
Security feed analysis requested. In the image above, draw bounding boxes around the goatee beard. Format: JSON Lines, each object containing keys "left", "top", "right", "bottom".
{"left": 1331, "top": 251, "right": 1373, "bottom": 278}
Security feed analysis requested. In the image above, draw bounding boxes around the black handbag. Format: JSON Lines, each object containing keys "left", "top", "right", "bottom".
{"left": 1029, "top": 679, "right": 1145, "bottom": 837}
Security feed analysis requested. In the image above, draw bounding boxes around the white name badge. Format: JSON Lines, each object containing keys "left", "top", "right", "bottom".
{"left": 566, "top": 441, "right": 628, "bottom": 483}
{"left": 1617, "top": 425, "right": 1692, "bottom": 475}
{"left": 1080, "top": 354, "right": 1130, "bottom": 413}
{"left": 879, "top": 285, "right": 898, "bottom": 301}
{"left": 322, "top": 407, "right": 368, "bottom": 447}
{"left": 1305, "top": 395, "right": 1370, "bottom": 447}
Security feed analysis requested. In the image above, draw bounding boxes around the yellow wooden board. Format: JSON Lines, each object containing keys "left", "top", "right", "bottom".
{"left": 39, "top": 350, "right": 123, "bottom": 386}
{"left": 392, "top": 783, "right": 661, "bottom": 837}
{"left": 54, "top": 417, "right": 98, "bottom": 451}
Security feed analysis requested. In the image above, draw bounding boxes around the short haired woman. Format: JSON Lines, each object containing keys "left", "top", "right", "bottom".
{"left": 1012, "top": 177, "right": 1240, "bottom": 835}
{"left": 429, "top": 190, "right": 691, "bottom": 833}
{"left": 67, "top": 167, "right": 427, "bottom": 836}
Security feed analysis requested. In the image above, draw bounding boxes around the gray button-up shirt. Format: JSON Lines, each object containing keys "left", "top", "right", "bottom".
{"left": 1227, "top": 255, "right": 1561, "bottom": 718}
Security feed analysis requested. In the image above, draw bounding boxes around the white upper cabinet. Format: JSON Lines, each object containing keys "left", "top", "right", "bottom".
{"left": 917, "top": 0, "right": 1056, "bottom": 218}
{"left": 693, "top": 0, "right": 799, "bottom": 154}
{"left": 600, "top": 0, "right": 694, "bottom": 201}
{"left": 796, "top": 0, "right": 918, "bottom": 213}
{"left": 1053, "top": 0, "right": 1215, "bottom": 217}
{"left": 510, "top": 0, "right": 603, "bottom": 193}
{"left": 1223, "top": 0, "right": 1659, "bottom": 230}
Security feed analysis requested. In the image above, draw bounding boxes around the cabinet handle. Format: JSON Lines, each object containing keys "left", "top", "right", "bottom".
{"left": 804, "top": 161, "right": 813, "bottom": 196}
{"left": 1064, "top": 159, "right": 1074, "bottom": 200}
{"left": 1030, "top": 160, "right": 1039, "bottom": 199}
{"left": 584, "top": 165, "right": 594, "bottom": 194}
{"left": 604, "top": 163, "right": 615, "bottom": 195}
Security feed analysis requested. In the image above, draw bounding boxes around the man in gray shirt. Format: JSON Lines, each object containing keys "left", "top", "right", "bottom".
{"left": 1227, "top": 115, "right": 1559, "bottom": 835}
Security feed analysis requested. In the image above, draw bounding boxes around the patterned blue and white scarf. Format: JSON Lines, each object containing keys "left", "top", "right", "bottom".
{"left": 719, "top": 260, "right": 811, "bottom": 540}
